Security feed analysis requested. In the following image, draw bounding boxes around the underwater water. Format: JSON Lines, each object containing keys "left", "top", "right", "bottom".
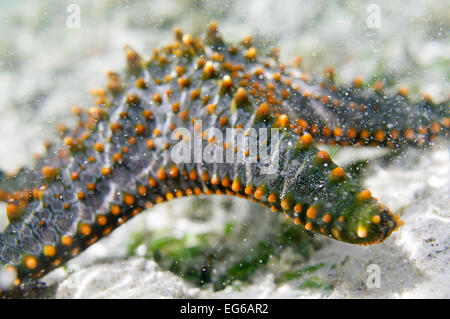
{"left": 0, "top": 0, "right": 448, "bottom": 298}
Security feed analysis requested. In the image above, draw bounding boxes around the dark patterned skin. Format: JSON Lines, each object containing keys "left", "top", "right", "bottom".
{"left": 1, "top": 22, "right": 447, "bottom": 297}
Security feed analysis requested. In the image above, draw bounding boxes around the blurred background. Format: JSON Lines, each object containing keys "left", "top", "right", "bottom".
{"left": 0, "top": 0, "right": 448, "bottom": 298}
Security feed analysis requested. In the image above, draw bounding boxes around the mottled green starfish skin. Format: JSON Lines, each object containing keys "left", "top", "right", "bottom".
{"left": 7, "top": 21, "right": 450, "bottom": 297}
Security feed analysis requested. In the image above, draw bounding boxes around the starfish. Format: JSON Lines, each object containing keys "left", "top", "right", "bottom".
{"left": 1, "top": 22, "right": 447, "bottom": 297}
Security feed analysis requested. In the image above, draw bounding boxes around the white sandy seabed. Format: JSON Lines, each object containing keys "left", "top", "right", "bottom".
{"left": 0, "top": 0, "right": 448, "bottom": 298}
